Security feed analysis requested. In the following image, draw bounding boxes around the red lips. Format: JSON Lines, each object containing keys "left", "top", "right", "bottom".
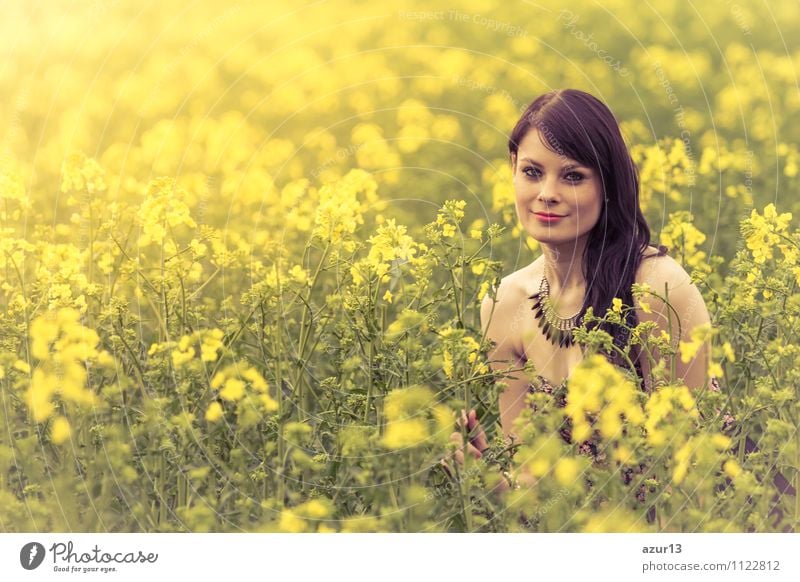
{"left": 533, "top": 212, "right": 565, "bottom": 218}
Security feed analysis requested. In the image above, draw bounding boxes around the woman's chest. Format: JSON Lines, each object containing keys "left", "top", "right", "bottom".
{"left": 516, "top": 304, "right": 585, "bottom": 386}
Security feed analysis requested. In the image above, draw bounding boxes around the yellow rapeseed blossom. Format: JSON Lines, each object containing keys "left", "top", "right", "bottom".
{"left": 742, "top": 203, "right": 793, "bottom": 264}
{"left": 722, "top": 342, "right": 735, "bottom": 363}
{"left": 172, "top": 346, "right": 195, "bottom": 368}
{"left": 205, "top": 402, "right": 224, "bottom": 423}
{"left": 51, "top": 416, "right": 72, "bottom": 444}
{"left": 679, "top": 322, "right": 715, "bottom": 363}
{"left": 659, "top": 211, "right": 708, "bottom": 269}
{"left": 518, "top": 435, "right": 562, "bottom": 478}
{"left": 381, "top": 385, "right": 451, "bottom": 450}
{"left": 708, "top": 361, "right": 724, "bottom": 378}
{"left": 277, "top": 498, "right": 333, "bottom": 532}
{"left": 210, "top": 365, "right": 278, "bottom": 410}
{"left": 381, "top": 418, "right": 430, "bottom": 449}
{"left": 672, "top": 440, "right": 693, "bottom": 484}
{"left": 200, "top": 329, "right": 225, "bottom": 363}
{"left": 471, "top": 260, "right": 486, "bottom": 275}
{"left": 582, "top": 507, "right": 641, "bottom": 533}
{"left": 60, "top": 151, "right": 107, "bottom": 195}
{"left": 385, "top": 309, "right": 427, "bottom": 342}
{"left": 220, "top": 378, "right": 246, "bottom": 401}
{"left": 477, "top": 280, "right": 491, "bottom": 302}
{"left": 442, "top": 350, "right": 454, "bottom": 379}
{"left": 278, "top": 510, "right": 307, "bottom": 533}
{"left": 554, "top": 458, "right": 580, "bottom": 487}
{"left": 313, "top": 169, "right": 376, "bottom": 245}
{"left": 566, "top": 355, "right": 645, "bottom": 442}
{"left": 644, "top": 385, "right": 699, "bottom": 447}
{"left": 723, "top": 459, "right": 742, "bottom": 479}
{"left": 24, "top": 308, "right": 105, "bottom": 422}
{"left": 137, "top": 177, "right": 197, "bottom": 247}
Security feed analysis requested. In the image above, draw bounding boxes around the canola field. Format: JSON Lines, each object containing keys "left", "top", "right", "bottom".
{"left": 0, "top": 0, "right": 798, "bottom": 532}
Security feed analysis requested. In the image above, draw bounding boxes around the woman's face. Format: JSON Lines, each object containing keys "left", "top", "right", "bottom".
{"left": 512, "top": 129, "right": 604, "bottom": 246}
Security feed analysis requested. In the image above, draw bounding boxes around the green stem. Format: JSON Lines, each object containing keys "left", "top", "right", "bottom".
{"left": 294, "top": 242, "right": 331, "bottom": 417}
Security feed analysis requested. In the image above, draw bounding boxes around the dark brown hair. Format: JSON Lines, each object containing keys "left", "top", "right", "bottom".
{"left": 508, "top": 89, "right": 666, "bottom": 376}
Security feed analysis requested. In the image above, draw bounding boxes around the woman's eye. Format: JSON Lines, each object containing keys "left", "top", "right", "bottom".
{"left": 523, "top": 167, "right": 541, "bottom": 178}
{"left": 564, "top": 171, "right": 584, "bottom": 183}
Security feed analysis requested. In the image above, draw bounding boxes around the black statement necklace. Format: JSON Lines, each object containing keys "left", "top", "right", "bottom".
{"left": 530, "top": 269, "right": 584, "bottom": 348}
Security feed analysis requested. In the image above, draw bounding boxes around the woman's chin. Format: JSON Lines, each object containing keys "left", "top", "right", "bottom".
{"left": 524, "top": 229, "right": 587, "bottom": 247}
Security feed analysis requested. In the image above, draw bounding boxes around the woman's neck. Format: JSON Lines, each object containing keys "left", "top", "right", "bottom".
{"left": 540, "top": 239, "right": 588, "bottom": 295}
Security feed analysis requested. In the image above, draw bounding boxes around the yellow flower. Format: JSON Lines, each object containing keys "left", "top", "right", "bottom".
{"left": 612, "top": 298, "right": 623, "bottom": 313}
{"left": 612, "top": 445, "right": 634, "bottom": 464}
{"left": 172, "top": 346, "right": 195, "bottom": 368}
{"left": 711, "top": 434, "right": 731, "bottom": 449}
{"left": 582, "top": 507, "right": 641, "bottom": 533}
{"left": 312, "top": 169, "right": 374, "bottom": 245}
{"left": 645, "top": 386, "right": 699, "bottom": 447}
{"left": 722, "top": 342, "right": 735, "bottom": 363}
{"left": 708, "top": 361, "right": 723, "bottom": 378}
{"left": 220, "top": 378, "right": 246, "bottom": 401}
{"left": 442, "top": 349, "right": 454, "bottom": 379}
{"left": 289, "top": 264, "right": 309, "bottom": 285}
{"left": 60, "top": 151, "right": 107, "bottom": 194}
{"left": 200, "top": 329, "right": 225, "bottom": 363}
{"left": 242, "top": 367, "right": 269, "bottom": 392}
{"left": 13, "top": 360, "right": 31, "bottom": 374}
{"left": 205, "top": 402, "right": 224, "bottom": 422}
{"left": 672, "top": 440, "right": 693, "bottom": 484}
{"left": 380, "top": 385, "right": 450, "bottom": 449}
{"left": 381, "top": 418, "right": 429, "bottom": 449}
{"left": 278, "top": 510, "right": 307, "bottom": 533}
{"left": 565, "top": 354, "right": 644, "bottom": 443}
{"left": 477, "top": 280, "right": 491, "bottom": 301}
{"left": 51, "top": 416, "right": 72, "bottom": 444}
{"left": 383, "top": 385, "right": 435, "bottom": 420}
{"left": 723, "top": 459, "right": 742, "bottom": 479}
{"left": 554, "top": 458, "right": 580, "bottom": 486}
{"left": 678, "top": 322, "right": 714, "bottom": 363}
{"left": 137, "top": 177, "right": 197, "bottom": 247}
{"left": 341, "top": 516, "right": 380, "bottom": 533}
{"left": 24, "top": 309, "right": 100, "bottom": 422}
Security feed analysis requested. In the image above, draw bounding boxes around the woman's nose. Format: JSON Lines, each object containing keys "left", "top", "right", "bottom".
{"left": 537, "top": 176, "right": 560, "bottom": 202}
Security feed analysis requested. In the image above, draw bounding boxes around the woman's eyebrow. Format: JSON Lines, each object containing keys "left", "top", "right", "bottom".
{"left": 520, "top": 157, "right": 586, "bottom": 171}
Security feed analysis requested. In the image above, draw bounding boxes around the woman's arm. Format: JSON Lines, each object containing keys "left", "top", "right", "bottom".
{"left": 633, "top": 254, "right": 712, "bottom": 392}
{"left": 479, "top": 277, "right": 532, "bottom": 443}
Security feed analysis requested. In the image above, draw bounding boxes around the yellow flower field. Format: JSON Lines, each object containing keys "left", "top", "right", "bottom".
{"left": 0, "top": 0, "right": 797, "bottom": 532}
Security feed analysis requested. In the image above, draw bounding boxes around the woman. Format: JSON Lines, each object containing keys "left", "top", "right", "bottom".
{"left": 448, "top": 89, "right": 713, "bottom": 486}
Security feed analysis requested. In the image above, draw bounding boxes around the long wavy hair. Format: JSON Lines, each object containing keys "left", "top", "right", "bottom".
{"left": 508, "top": 89, "right": 665, "bottom": 374}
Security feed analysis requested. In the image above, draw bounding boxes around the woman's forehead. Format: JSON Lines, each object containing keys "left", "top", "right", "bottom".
{"left": 517, "top": 130, "right": 584, "bottom": 168}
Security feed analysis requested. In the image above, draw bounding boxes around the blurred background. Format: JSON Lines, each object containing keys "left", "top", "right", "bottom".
{"left": 3, "top": 0, "right": 798, "bottom": 266}
{"left": 1, "top": 0, "right": 798, "bottom": 533}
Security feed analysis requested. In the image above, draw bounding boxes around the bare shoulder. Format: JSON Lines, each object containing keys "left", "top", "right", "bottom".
{"left": 635, "top": 246, "right": 692, "bottom": 293}
{"left": 482, "top": 260, "right": 539, "bottom": 311}
{"left": 634, "top": 247, "right": 709, "bottom": 329}
{"left": 480, "top": 261, "right": 539, "bottom": 356}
